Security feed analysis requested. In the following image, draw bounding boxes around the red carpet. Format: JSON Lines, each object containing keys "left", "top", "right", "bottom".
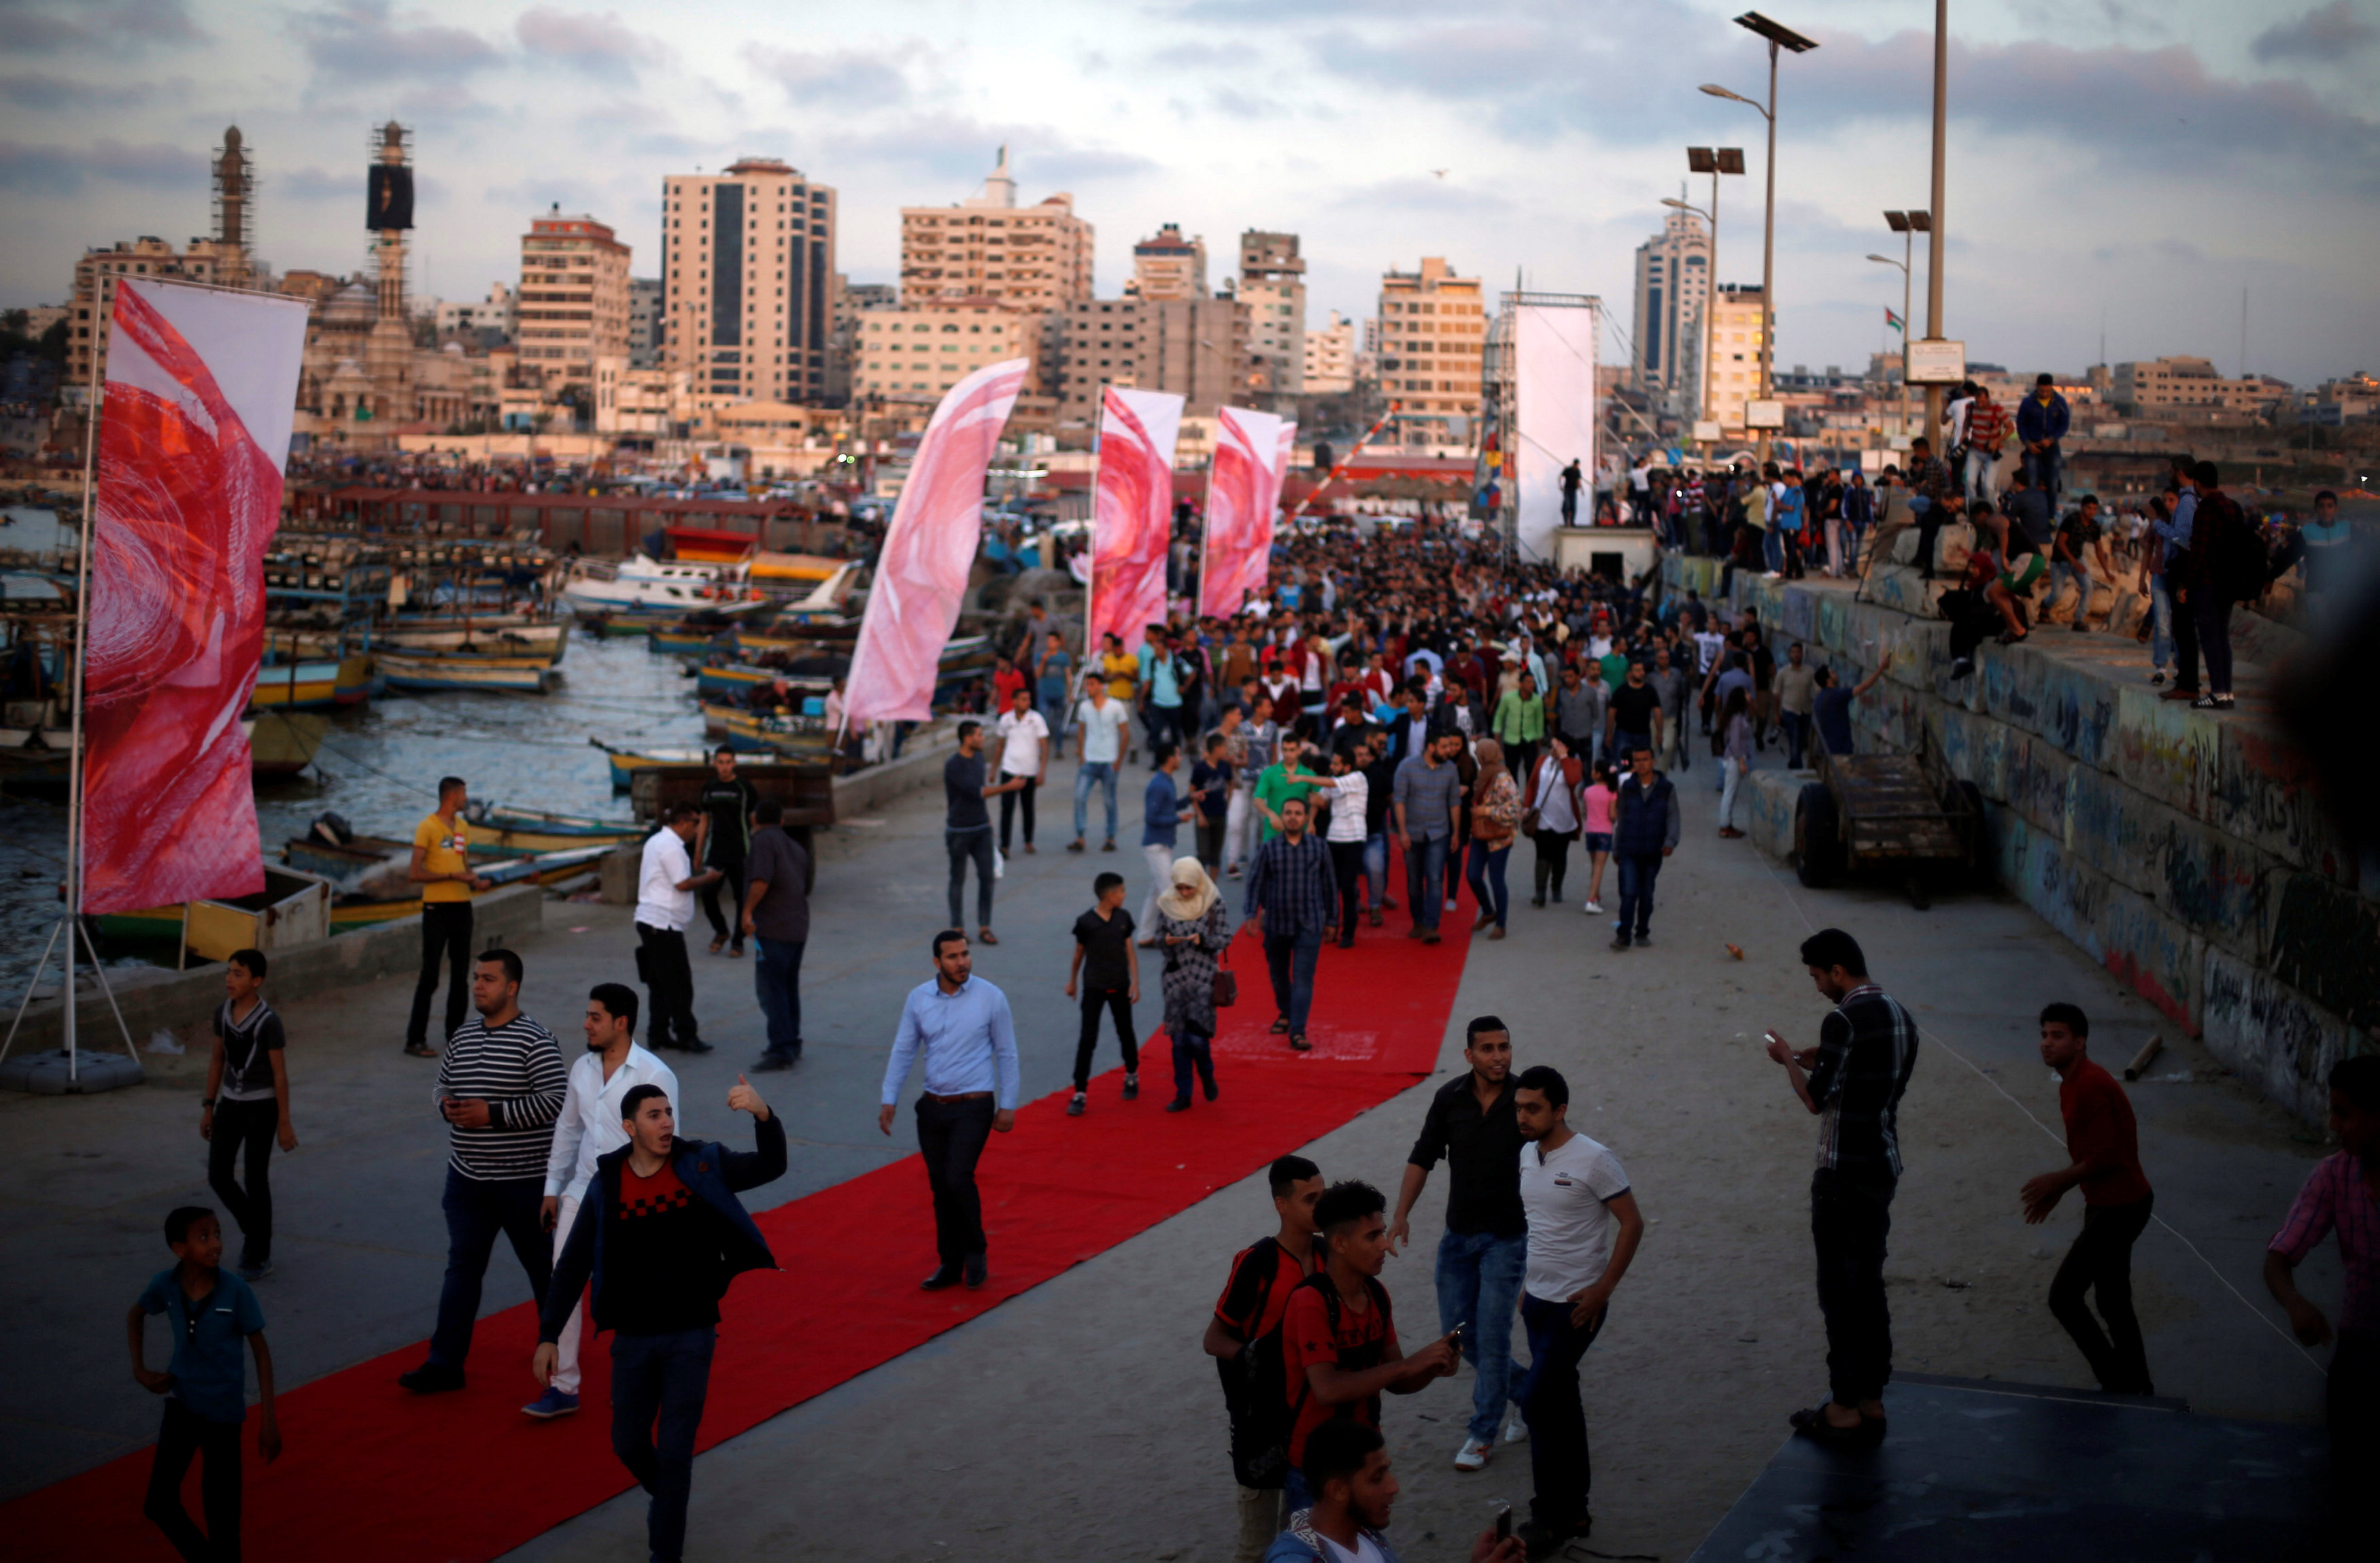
{"left": 11, "top": 882, "right": 1476, "bottom": 1562}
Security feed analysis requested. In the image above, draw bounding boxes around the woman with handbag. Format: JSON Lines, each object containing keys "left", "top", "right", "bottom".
{"left": 1463, "top": 739, "right": 1523, "bottom": 939}
{"left": 1155, "top": 856, "right": 1232, "bottom": 1112}
{"left": 1525, "top": 734, "right": 1584, "bottom": 909}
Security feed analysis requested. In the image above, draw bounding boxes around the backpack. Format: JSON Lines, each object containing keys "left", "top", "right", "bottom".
{"left": 1277, "top": 1271, "right": 1392, "bottom": 1472}
{"left": 1217, "top": 1239, "right": 1302, "bottom": 1488}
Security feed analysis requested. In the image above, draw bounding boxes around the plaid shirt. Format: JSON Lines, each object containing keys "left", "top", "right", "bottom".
{"left": 1243, "top": 831, "right": 1339, "bottom": 939}
{"left": 1806, "top": 984, "right": 1919, "bottom": 1179}
{"left": 2271, "top": 1152, "right": 2380, "bottom": 1334}
{"left": 1907, "top": 455, "right": 1952, "bottom": 505}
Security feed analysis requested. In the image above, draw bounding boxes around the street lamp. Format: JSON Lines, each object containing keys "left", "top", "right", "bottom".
{"left": 1701, "top": 11, "right": 1817, "bottom": 465}
{"left": 1873, "top": 209, "right": 1929, "bottom": 447}
{"left": 1674, "top": 146, "right": 1744, "bottom": 451}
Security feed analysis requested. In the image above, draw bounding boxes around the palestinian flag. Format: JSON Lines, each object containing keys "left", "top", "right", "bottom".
{"left": 1885, "top": 307, "right": 1905, "bottom": 335}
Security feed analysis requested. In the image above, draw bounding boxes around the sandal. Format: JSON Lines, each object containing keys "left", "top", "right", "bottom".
{"left": 1270, "top": 1017, "right": 1291, "bottom": 1034}
{"left": 976, "top": 929, "right": 999, "bottom": 945}
{"left": 708, "top": 937, "right": 726, "bottom": 955}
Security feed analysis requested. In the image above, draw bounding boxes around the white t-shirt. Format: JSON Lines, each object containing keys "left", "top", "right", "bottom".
{"left": 994, "top": 709, "right": 1049, "bottom": 777}
{"left": 636, "top": 828, "right": 696, "bottom": 932}
{"left": 1319, "top": 1535, "right": 1389, "bottom": 1563}
{"left": 1074, "top": 696, "right": 1129, "bottom": 763}
{"left": 1520, "top": 1131, "right": 1631, "bottom": 1303}
{"left": 1693, "top": 630, "right": 1724, "bottom": 675}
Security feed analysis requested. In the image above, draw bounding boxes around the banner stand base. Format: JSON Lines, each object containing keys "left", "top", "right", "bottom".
{"left": 0, "top": 1047, "right": 145, "bottom": 1096}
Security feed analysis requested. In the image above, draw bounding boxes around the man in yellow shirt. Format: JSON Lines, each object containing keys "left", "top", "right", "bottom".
{"left": 406, "top": 776, "right": 489, "bottom": 1058}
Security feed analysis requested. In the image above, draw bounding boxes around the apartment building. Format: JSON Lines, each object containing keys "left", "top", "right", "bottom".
{"left": 1304, "top": 310, "right": 1357, "bottom": 394}
{"left": 1131, "top": 224, "right": 1207, "bottom": 301}
{"left": 898, "top": 150, "right": 1093, "bottom": 314}
{"left": 1055, "top": 295, "right": 1249, "bottom": 426}
{"left": 515, "top": 209, "right": 630, "bottom": 386}
{"left": 1376, "top": 256, "right": 1486, "bottom": 443}
{"left": 852, "top": 298, "right": 1038, "bottom": 405}
{"left": 1238, "top": 229, "right": 1306, "bottom": 401}
{"left": 660, "top": 157, "right": 839, "bottom": 403}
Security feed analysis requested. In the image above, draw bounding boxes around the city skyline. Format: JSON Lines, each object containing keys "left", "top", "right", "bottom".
{"left": 3, "top": 0, "right": 2375, "bottom": 386}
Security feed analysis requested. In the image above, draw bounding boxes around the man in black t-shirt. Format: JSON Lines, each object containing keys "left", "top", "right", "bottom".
{"left": 694, "top": 747, "right": 760, "bottom": 958}
{"left": 1603, "top": 663, "right": 1664, "bottom": 769}
{"left": 1064, "top": 871, "right": 1140, "bottom": 1113}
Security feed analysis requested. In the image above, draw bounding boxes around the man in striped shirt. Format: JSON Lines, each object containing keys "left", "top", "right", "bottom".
{"left": 401, "top": 948, "right": 568, "bottom": 1394}
{"left": 1764, "top": 928, "right": 1919, "bottom": 1448}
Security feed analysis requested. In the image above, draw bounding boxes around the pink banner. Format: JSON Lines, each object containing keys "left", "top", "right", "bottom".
{"left": 82, "top": 279, "right": 307, "bottom": 915}
{"left": 843, "top": 358, "right": 1030, "bottom": 724}
{"left": 1197, "top": 405, "right": 1285, "bottom": 618}
{"left": 1088, "top": 386, "right": 1183, "bottom": 655}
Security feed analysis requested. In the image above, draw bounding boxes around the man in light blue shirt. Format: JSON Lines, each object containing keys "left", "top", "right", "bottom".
{"left": 878, "top": 930, "right": 1021, "bottom": 1291}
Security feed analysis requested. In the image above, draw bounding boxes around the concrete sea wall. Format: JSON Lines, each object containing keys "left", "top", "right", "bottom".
{"left": 1670, "top": 554, "right": 2375, "bottom": 1124}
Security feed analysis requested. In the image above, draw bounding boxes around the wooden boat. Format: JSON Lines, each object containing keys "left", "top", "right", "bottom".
{"left": 664, "top": 524, "right": 760, "bottom": 564}
{"left": 463, "top": 805, "right": 648, "bottom": 854}
{"left": 578, "top": 610, "right": 679, "bottom": 639}
{"left": 650, "top": 626, "right": 729, "bottom": 655}
{"left": 245, "top": 711, "right": 328, "bottom": 778}
{"left": 377, "top": 652, "right": 555, "bottom": 694}
{"left": 93, "top": 867, "right": 333, "bottom": 958}
{"left": 379, "top": 618, "right": 567, "bottom": 663}
{"left": 281, "top": 831, "right": 542, "bottom": 881}
{"left": 247, "top": 653, "right": 376, "bottom": 709}
{"left": 694, "top": 662, "right": 791, "bottom": 697}
{"left": 265, "top": 842, "right": 617, "bottom": 926}
{"left": 699, "top": 703, "right": 833, "bottom": 757}
{"left": 748, "top": 551, "right": 845, "bottom": 583}
{"left": 589, "top": 739, "right": 814, "bottom": 792}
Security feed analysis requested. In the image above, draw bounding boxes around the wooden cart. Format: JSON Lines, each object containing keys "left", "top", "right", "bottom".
{"left": 1792, "top": 737, "right": 1986, "bottom": 908}
{"left": 630, "top": 762, "right": 834, "bottom": 892}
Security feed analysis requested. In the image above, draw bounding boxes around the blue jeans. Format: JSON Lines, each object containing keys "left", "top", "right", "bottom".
{"left": 753, "top": 935, "right": 804, "bottom": 1058}
{"left": 1464, "top": 841, "right": 1512, "bottom": 929}
{"left": 1404, "top": 834, "right": 1450, "bottom": 932}
{"left": 1612, "top": 729, "right": 1648, "bottom": 768}
{"left": 1762, "top": 526, "right": 1784, "bottom": 573}
{"left": 611, "top": 1326, "right": 716, "bottom": 1563}
{"left": 428, "top": 1168, "right": 550, "bottom": 1371}
{"left": 1171, "top": 1027, "right": 1214, "bottom": 1102}
{"left": 1263, "top": 926, "right": 1324, "bottom": 1033}
{"left": 1436, "top": 1230, "right": 1529, "bottom": 1443}
{"left": 1615, "top": 852, "right": 1661, "bottom": 939}
{"left": 2147, "top": 575, "right": 2175, "bottom": 670}
{"left": 1363, "top": 831, "right": 1389, "bottom": 910}
{"left": 2022, "top": 445, "right": 2062, "bottom": 507}
{"left": 1780, "top": 710, "right": 1811, "bottom": 769}
{"left": 2049, "top": 561, "right": 2094, "bottom": 625}
{"left": 1073, "top": 759, "right": 1119, "bottom": 842}
{"left": 1519, "top": 1294, "right": 1607, "bottom": 1534}
{"left": 1038, "top": 681, "right": 1070, "bottom": 745}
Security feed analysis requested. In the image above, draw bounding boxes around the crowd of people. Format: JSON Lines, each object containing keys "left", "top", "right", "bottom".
{"left": 117, "top": 501, "right": 2370, "bottom": 1563}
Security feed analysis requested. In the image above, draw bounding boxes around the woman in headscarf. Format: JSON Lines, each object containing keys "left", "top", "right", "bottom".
{"left": 1464, "top": 737, "right": 1521, "bottom": 939}
{"left": 1155, "top": 855, "right": 1231, "bottom": 1111}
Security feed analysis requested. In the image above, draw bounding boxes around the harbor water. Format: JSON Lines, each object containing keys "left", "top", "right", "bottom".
{"left": 0, "top": 626, "right": 707, "bottom": 1003}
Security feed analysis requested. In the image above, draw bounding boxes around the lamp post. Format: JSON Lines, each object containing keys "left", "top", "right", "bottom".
{"left": 1871, "top": 208, "right": 1928, "bottom": 448}
{"left": 1924, "top": 0, "right": 1948, "bottom": 438}
{"left": 1701, "top": 12, "right": 1817, "bottom": 466}
{"left": 1673, "top": 146, "right": 1744, "bottom": 455}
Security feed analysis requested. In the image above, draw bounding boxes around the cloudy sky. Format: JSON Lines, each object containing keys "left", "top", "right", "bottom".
{"left": 4, "top": 0, "right": 2375, "bottom": 386}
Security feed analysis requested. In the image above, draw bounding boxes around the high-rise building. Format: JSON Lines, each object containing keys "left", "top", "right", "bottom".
{"left": 1376, "top": 257, "right": 1485, "bottom": 444}
{"left": 1056, "top": 295, "right": 1248, "bottom": 426}
{"left": 1303, "top": 311, "right": 1357, "bottom": 394}
{"left": 898, "top": 150, "right": 1093, "bottom": 314}
{"left": 1629, "top": 207, "right": 1710, "bottom": 412}
{"left": 1238, "top": 229, "right": 1305, "bottom": 402}
{"left": 516, "top": 207, "right": 630, "bottom": 386}
{"left": 661, "top": 156, "right": 839, "bottom": 403}
{"left": 853, "top": 298, "right": 1038, "bottom": 405}
{"left": 1130, "top": 224, "right": 1206, "bottom": 301}
{"left": 1704, "top": 284, "right": 1765, "bottom": 431}
{"left": 627, "top": 277, "right": 661, "bottom": 369}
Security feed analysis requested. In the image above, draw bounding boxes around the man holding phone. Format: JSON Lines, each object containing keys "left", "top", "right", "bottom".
{"left": 1763, "top": 928, "right": 1920, "bottom": 1448}
{"left": 1512, "top": 1066, "right": 1644, "bottom": 1556}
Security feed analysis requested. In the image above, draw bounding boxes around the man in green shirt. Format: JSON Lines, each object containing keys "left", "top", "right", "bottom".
{"left": 1599, "top": 637, "right": 1631, "bottom": 695}
{"left": 1492, "top": 672, "right": 1548, "bottom": 785}
{"left": 1254, "top": 735, "right": 1329, "bottom": 843}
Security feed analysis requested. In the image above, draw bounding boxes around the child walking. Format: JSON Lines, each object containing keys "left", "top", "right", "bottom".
{"left": 1580, "top": 760, "right": 1618, "bottom": 914}
{"left": 129, "top": 1205, "right": 281, "bottom": 1562}
{"left": 203, "top": 948, "right": 295, "bottom": 1281}
{"left": 1066, "top": 871, "right": 1141, "bottom": 1115}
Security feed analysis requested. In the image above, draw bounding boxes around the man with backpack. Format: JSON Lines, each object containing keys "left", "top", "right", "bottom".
{"left": 1206, "top": 1156, "right": 1329, "bottom": 1563}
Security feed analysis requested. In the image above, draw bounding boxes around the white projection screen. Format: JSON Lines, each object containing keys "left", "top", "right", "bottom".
{"left": 1513, "top": 305, "right": 1599, "bottom": 560}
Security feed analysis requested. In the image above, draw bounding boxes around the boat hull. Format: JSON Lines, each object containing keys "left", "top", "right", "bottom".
{"left": 378, "top": 654, "right": 554, "bottom": 694}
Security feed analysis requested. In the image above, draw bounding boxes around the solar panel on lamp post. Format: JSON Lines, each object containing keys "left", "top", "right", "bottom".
{"left": 1701, "top": 13, "right": 1815, "bottom": 464}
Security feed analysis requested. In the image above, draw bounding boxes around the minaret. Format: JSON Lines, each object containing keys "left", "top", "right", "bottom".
{"left": 364, "top": 120, "right": 415, "bottom": 427}
{"left": 211, "top": 126, "right": 253, "bottom": 285}
{"left": 981, "top": 145, "right": 1016, "bottom": 209}
{"left": 373, "top": 121, "right": 409, "bottom": 322}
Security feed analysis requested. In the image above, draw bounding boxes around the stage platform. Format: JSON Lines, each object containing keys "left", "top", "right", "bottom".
{"left": 1687, "top": 1373, "right": 2324, "bottom": 1562}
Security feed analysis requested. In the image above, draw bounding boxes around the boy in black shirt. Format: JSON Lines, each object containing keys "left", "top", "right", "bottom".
{"left": 1191, "top": 733, "right": 1234, "bottom": 874}
{"left": 695, "top": 746, "right": 760, "bottom": 958}
{"left": 1066, "top": 872, "right": 1140, "bottom": 1115}
{"left": 203, "top": 948, "right": 296, "bottom": 1281}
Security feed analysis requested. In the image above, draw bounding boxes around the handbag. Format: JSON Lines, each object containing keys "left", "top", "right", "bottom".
{"left": 1211, "top": 942, "right": 1238, "bottom": 1009}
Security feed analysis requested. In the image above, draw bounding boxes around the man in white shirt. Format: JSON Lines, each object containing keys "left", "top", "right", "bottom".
{"left": 1512, "top": 1065, "right": 1645, "bottom": 1556}
{"left": 636, "top": 805, "right": 719, "bottom": 1055}
{"left": 522, "top": 981, "right": 679, "bottom": 1421}
{"left": 1071, "top": 681, "right": 1131, "bottom": 853}
{"left": 993, "top": 685, "right": 1051, "bottom": 857}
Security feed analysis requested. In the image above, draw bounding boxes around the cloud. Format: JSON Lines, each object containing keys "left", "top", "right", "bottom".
{"left": 274, "top": 165, "right": 356, "bottom": 203}
{"left": 0, "top": 73, "right": 88, "bottom": 110}
{"left": 2252, "top": 2, "right": 2377, "bottom": 61}
{"left": 747, "top": 44, "right": 916, "bottom": 110}
{"left": 294, "top": 1, "right": 500, "bottom": 81}
{"left": 0, "top": 137, "right": 203, "bottom": 194}
{"left": 515, "top": 6, "right": 666, "bottom": 81}
{"left": 1323, "top": 175, "right": 1516, "bottom": 220}
{"left": 0, "top": 0, "right": 203, "bottom": 52}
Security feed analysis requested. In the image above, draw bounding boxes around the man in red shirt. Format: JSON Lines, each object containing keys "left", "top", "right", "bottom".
{"left": 1278, "top": 1181, "right": 1459, "bottom": 1512}
{"left": 2020, "top": 1003, "right": 2155, "bottom": 1394}
{"left": 1205, "top": 1156, "right": 1328, "bottom": 1563}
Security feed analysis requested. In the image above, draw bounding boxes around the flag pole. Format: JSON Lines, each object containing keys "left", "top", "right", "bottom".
{"left": 59, "top": 284, "right": 108, "bottom": 1085}
{"left": 1196, "top": 407, "right": 1222, "bottom": 620}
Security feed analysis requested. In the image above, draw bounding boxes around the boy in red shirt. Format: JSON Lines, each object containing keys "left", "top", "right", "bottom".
{"left": 2020, "top": 1003, "right": 2155, "bottom": 1394}
{"left": 1278, "top": 1180, "right": 1459, "bottom": 1513}
{"left": 1206, "top": 1156, "right": 1328, "bottom": 1563}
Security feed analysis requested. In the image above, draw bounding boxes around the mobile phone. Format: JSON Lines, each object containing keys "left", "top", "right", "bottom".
{"left": 1447, "top": 1322, "right": 1466, "bottom": 1354}
{"left": 1495, "top": 1505, "right": 1512, "bottom": 1542}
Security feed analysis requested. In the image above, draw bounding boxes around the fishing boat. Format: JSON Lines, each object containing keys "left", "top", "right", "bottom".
{"left": 245, "top": 710, "right": 328, "bottom": 778}
{"left": 281, "top": 830, "right": 539, "bottom": 880}
{"left": 560, "top": 555, "right": 759, "bottom": 614}
{"left": 699, "top": 703, "right": 833, "bottom": 757}
{"left": 588, "top": 739, "right": 813, "bottom": 792}
{"left": 694, "top": 661, "right": 789, "bottom": 698}
{"left": 463, "top": 803, "right": 649, "bottom": 854}
{"left": 377, "top": 652, "right": 555, "bottom": 694}
{"left": 577, "top": 609, "right": 680, "bottom": 639}
{"left": 663, "top": 525, "right": 760, "bottom": 565}
{"left": 92, "top": 867, "right": 334, "bottom": 958}
{"left": 265, "top": 841, "right": 617, "bottom": 926}
{"left": 246, "top": 652, "right": 377, "bottom": 709}
{"left": 649, "top": 624, "right": 734, "bottom": 655}
{"left": 377, "top": 617, "right": 568, "bottom": 662}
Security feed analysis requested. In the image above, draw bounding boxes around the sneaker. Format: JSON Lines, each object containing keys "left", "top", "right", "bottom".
{"left": 1122, "top": 1073, "right": 1139, "bottom": 1100}
{"left": 521, "top": 1387, "right": 579, "bottom": 1419}
{"left": 237, "top": 1260, "right": 273, "bottom": 1283}
{"left": 1066, "top": 1092, "right": 1086, "bottom": 1116}
{"left": 1068, "top": 839, "right": 1086, "bottom": 853}
{"left": 2149, "top": 671, "right": 2166, "bottom": 686}
{"left": 1101, "top": 839, "right": 1117, "bottom": 852}
{"left": 1501, "top": 1409, "right": 1529, "bottom": 1444}
{"left": 1950, "top": 656, "right": 1975, "bottom": 679}
{"left": 1584, "top": 898, "right": 1603, "bottom": 913}
{"left": 1454, "top": 1435, "right": 1491, "bottom": 1471}
{"left": 1226, "top": 864, "right": 1243, "bottom": 878}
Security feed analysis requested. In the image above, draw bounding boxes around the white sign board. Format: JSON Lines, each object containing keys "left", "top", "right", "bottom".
{"left": 1513, "top": 305, "right": 1598, "bottom": 562}
{"left": 1905, "top": 339, "right": 1967, "bottom": 384}
{"left": 1744, "top": 399, "right": 1784, "bottom": 431}
{"left": 1692, "top": 419, "right": 1722, "bottom": 443}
